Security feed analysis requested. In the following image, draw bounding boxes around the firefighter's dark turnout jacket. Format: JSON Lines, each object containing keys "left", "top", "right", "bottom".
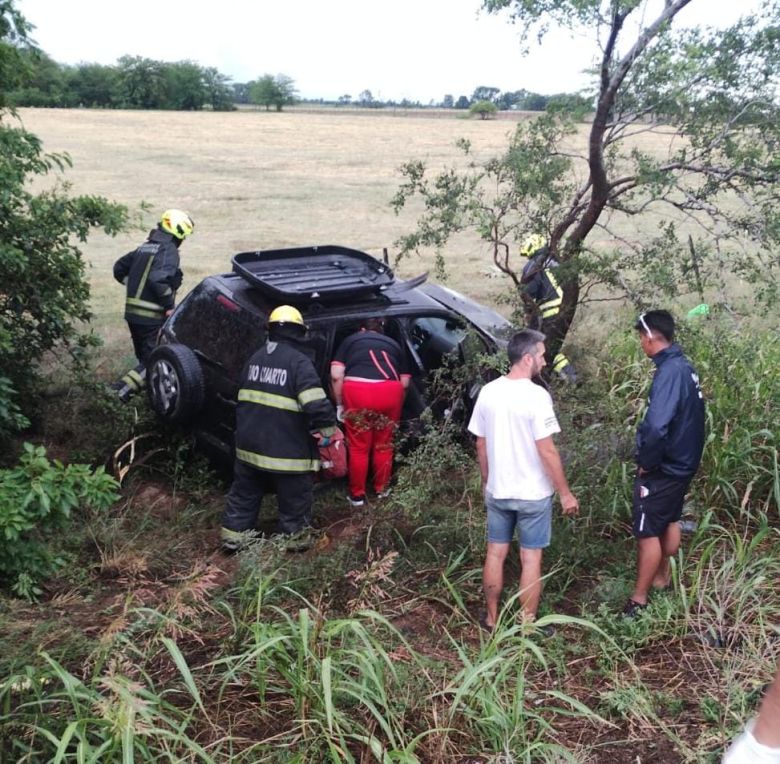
{"left": 235, "top": 339, "right": 337, "bottom": 473}
{"left": 113, "top": 228, "right": 183, "bottom": 326}
{"left": 521, "top": 248, "right": 573, "bottom": 377}
{"left": 522, "top": 248, "right": 563, "bottom": 322}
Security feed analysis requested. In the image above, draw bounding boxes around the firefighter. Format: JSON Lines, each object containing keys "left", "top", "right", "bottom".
{"left": 519, "top": 234, "right": 577, "bottom": 383}
{"left": 112, "top": 209, "right": 194, "bottom": 399}
{"left": 220, "top": 305, "right": 338, "bottom": 553}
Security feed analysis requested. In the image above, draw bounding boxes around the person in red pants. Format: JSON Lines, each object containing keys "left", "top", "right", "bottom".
{"left": 330, "top": 319, "right": 410, "bottom": 506}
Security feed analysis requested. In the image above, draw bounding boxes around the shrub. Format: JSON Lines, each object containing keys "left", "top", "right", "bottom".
{"left": 0, "top": 443, "right": 119, "bottom": 598}
{"left": 0, "top": 374, "right": 29, "bottom": 449}
{"left": 2, "top": 4, "right": 129, "bottom": 420}
{"left": 469, "top": 100, "right": 498, "bottom": 120}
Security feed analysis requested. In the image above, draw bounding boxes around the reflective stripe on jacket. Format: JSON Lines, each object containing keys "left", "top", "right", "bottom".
{"left": 234, "top": 339, "right": 337, "bottom": 474}
{"left": 537, "top": 269, "right": 563, "bottom": 318}
{"left": 522, "top": 252, "right": 563, "bottom": 320}
{"left": 113, "top": 228, "right": 182, "bottom": 325}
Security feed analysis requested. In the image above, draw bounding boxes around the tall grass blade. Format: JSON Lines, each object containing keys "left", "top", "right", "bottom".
{"left": 161, "top": 635, "right": 205, "bottom": 714}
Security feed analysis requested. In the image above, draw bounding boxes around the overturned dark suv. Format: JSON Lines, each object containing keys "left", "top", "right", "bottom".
{"left": 146, "top": 245, "right": 514, "bottom": 460}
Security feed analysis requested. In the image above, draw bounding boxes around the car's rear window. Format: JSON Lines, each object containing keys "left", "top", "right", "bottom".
{"left": 173, "top": 287, "right": 264, "bottom": 377}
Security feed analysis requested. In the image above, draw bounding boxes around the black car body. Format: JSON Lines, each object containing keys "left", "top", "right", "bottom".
{"left": 146, "top": 246, "right": 514, "bottom": 461}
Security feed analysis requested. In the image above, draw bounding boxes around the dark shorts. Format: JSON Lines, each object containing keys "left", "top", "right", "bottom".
{"left": 632, "top": 472, "right": 691, "bottom": 538}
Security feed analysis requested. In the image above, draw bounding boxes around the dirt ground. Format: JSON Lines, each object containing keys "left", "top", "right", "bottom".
{"left": 3, "top": 473, "right": 751, "bottom": 763}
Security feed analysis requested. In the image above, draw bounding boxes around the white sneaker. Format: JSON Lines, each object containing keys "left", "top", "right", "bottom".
{"left": 347, "top": 494, "right": 365, "bottom": 507}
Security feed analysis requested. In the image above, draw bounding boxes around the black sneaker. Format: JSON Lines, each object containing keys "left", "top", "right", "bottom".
{"left": 347, "top": 493, "right": 365, "bottom": 507}
{"left": 221, "top": 539, "right": 241, "bottom": 555}
{"left": 621, "top": 598, "right": 648, "bottom": 618}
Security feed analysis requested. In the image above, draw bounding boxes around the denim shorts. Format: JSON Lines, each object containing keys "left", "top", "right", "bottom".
{"left": 485, "top": 493, "right": 553, "bottom": 548}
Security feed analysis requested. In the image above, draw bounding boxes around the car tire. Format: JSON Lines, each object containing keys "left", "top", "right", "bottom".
{"left": 147, "top": 344, "right": 205, "bottom": 424}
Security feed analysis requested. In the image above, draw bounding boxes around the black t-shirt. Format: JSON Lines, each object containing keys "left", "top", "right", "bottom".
{"left": 332, "top": 331, "right": 408, "bottom": 381}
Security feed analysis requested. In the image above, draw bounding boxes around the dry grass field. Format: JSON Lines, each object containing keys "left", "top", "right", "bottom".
{"left": 18, "top": 106, "right": 706, "bottom": 376}
{"left": 18, "top": 107, "right": 530, "bottom": 371}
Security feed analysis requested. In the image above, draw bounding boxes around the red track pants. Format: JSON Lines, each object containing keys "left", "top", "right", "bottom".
{"left": 342, "top": 379, "right": 404, "bottom": 497}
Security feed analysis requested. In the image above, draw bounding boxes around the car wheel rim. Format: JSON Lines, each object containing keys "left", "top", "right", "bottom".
{"left": 151, "top": 359, "right": 179, "bottom": 414}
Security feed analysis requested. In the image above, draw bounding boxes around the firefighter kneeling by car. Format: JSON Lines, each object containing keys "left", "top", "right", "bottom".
{"left": 220, "top": 306, "right": 338, "bottom": 554}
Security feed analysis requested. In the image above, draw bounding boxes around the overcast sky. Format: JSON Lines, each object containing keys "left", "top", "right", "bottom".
{"left": 15, "top": 0, "right": 762, "bottom": 103}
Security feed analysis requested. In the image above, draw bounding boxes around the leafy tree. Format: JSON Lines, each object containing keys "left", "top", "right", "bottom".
{"left": 455, "top": 95, "right": 471, "bottom": 109}
{"left": 67, "top": 62, "right": 121, "bottom": 108}
{"left": 545, "top": 91, "right": 593, "bottom": 116}
{"left": 164, "top": 60, "right": 207, "bottom": 110}
{"left": 498, "top": 89, "right": 526, "bottom": 110}
{"left": 273, "top": 74, "right": 297, "bottom": 111}
{"left": 0, "top": 0, "right": 30, "bottom": 102}
{"left": 469, "top": 100, "right": 499, "bottom": 119}
{"left": 250, "top": 73, "right": 297, "bottom": 112}
{"left": 358, "top": 89, "right": 374, "bottom": 107}
{"left": 471, "top": 85, "right": 500, "bottom": 103}
{"left": 232, "top": 81, "right": 250, "bottom": 104}
{"left": 393, "top": 0, "right": 780, "bottom": 348}
{"left": 202, "top": 66, "right": 235, "bottom": 111}
{"left": 117, "top": 55, "right": 168, "bottom": 108}
{"left": 1, "top": 2, "right": 129, "bottom": 418}
{"left": 522, "top": 91, "right": 548, "bottom": 111}
{"left": 338, "top": 94, "right": 352, "bottom": 105}
{"left": 6, "top": 48, "right": 70, "bottom": 107}
{"left": 249, "top": 74, "right": 277, "bottom": 111}
{"left": 442, "top": 94, "right": 454, "bottom": 108}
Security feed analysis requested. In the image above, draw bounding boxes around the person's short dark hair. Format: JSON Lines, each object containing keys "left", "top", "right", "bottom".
{"left": 634, "top": 310, "right": 675, "bottom": 342}
{"left": 507, "top": 329, "right": 545, "bottom": 365}
{"left": 362, "top": 318, "right": 385, "bottom": 332}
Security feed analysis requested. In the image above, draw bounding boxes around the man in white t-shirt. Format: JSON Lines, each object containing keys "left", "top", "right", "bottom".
{"left": 468, "top": 329, "right": 579, "bottom": 631}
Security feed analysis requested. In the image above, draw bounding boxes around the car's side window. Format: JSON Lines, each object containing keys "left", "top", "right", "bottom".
{"left": 408, "top": 315, "right": 467, "bottom": 372}
{"left": 331, "top": 320, "right": 364, "bottom": 360}
{"left": 301, "top": 325, "right": 330, "bottom": 381}
{"left": 460, "top": 324, "right": 491, "bottom": 364}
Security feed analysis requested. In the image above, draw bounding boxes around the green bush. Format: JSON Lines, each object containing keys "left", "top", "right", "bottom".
{"left": 0, "top": 374, "right": 29, "bottom": 447}
{"left": 2, "top": 5, "right": 130, "bottom": 421}
{"left": 0, "top": 443, "right": 119, "bottom": 598}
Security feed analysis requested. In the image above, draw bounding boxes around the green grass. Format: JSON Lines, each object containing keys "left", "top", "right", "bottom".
{"left": 1, "top": 318, "right": 778, "bottom": 761}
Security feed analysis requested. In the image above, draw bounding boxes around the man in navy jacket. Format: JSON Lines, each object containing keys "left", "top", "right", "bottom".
{"left": 623, "top": 310, "right": 705, "bottom": 617}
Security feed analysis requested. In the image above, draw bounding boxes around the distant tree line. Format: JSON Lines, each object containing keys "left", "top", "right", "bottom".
{"left": 446, "top": 86, "right": 594, "bottom": 113}
{"left": 6, "top": 50, "right": 236, "bottom": 110}
{"left": 6, "top": 46, "right": 590, "bottom": 116}
{"left": 302, "top": 86, "right": 593, "bottom": 114}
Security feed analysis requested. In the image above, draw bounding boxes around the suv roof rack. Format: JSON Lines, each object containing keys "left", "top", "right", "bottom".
{"left": 232, "top": 245, "right": 395, "bottom": 302}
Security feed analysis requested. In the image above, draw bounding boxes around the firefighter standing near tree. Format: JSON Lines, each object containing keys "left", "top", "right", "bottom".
{"left": 519, "top": 234, "right": 577, "bottom": 382}
{"left": 220, "top": 306, "right": 338, "bottom": 553}
{"left": 112, "top": 209, "right": 194, "bottom": 398}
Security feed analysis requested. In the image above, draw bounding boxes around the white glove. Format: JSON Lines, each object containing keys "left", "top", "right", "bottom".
{"left": 723, "top": 721, "right": 780, "bottom": 764}
{"left": 336, "top": 404, "right": 344, "bottom": 422}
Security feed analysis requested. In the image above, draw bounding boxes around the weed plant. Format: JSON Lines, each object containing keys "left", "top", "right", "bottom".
{"left": 0, "top": 444, "right": 118, "bottom": 598}
{"left": 0, "top": 319, "right": 777, "bottom": 761}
